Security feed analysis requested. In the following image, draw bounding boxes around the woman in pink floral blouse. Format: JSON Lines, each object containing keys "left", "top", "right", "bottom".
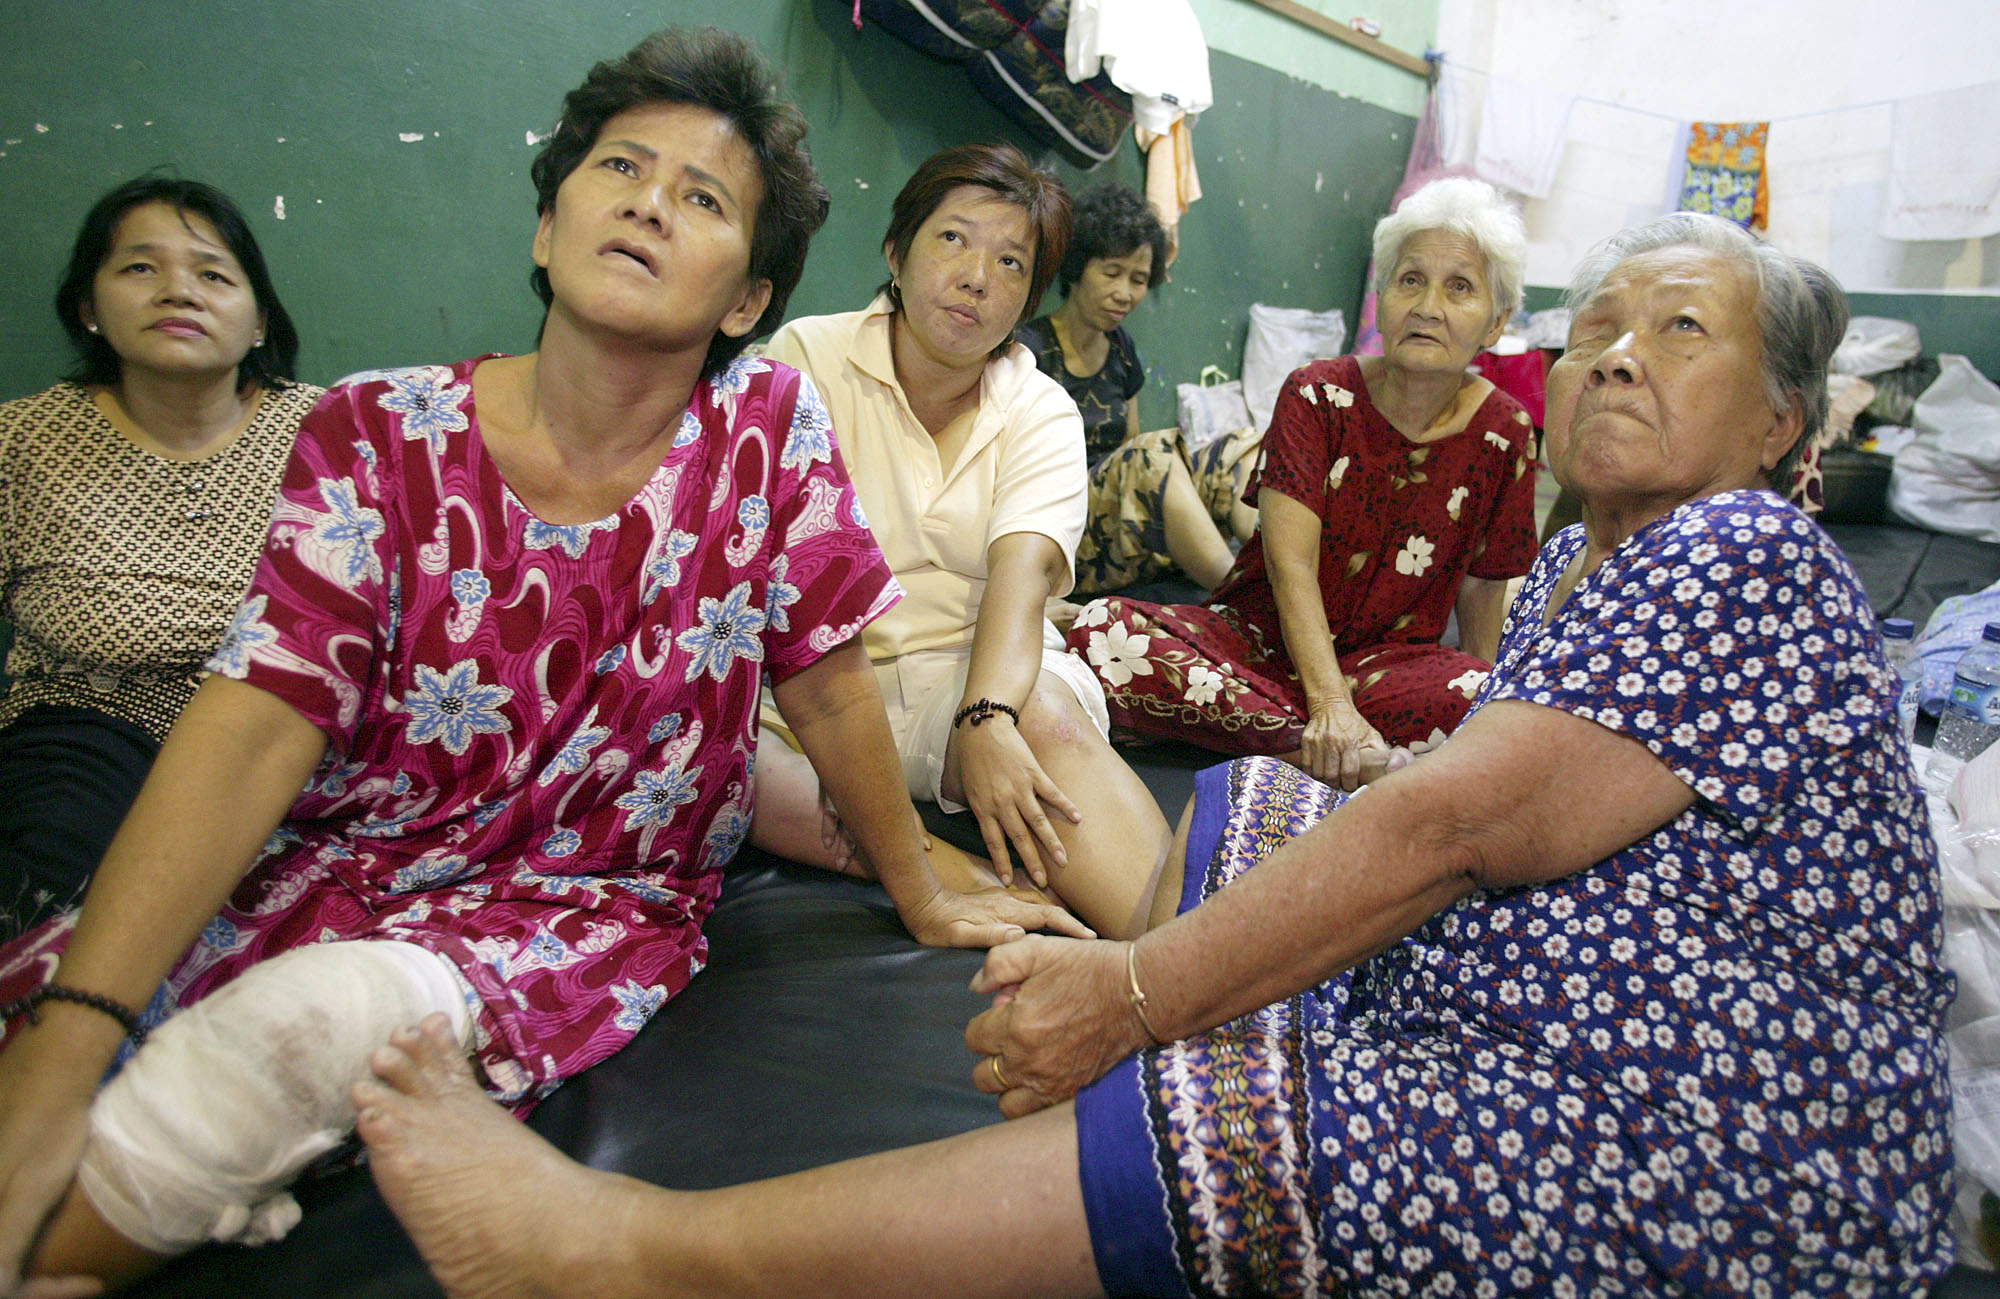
{"left": 0, "top": 27, "right": 1075, "bottom": 1296}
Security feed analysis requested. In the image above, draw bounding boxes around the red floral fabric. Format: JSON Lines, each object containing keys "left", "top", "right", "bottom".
{"left": 1069, "top": 356, "right": 1538, "bottom": 750}
{"left": 0, "top": 355, "right": 898, "bottom": 1104}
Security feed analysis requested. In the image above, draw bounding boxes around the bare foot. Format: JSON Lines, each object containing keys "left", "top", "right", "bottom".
{"left": 352, "top": 1016, "right": 643, "bottom": 1299}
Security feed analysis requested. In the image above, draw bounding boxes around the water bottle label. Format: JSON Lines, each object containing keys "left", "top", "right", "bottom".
{"left": 1949, "top": 677, "right": 2000, "bottom": 725}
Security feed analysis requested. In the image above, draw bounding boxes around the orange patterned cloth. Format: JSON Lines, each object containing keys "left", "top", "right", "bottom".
{"left": 1678, "top": 121, "right": 1769, "bottom": 231}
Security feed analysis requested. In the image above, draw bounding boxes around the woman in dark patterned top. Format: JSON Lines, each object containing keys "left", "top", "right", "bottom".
{"left": 1016, "top": 184, "right": 1250, "bottom": 592}
{"left": 0, "top": 177, "right": 321, "bottom": 938}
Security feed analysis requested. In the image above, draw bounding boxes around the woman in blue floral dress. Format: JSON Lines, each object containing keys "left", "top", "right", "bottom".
{"left": 342, "top": 213, "right": 1952, "bottom": 1298}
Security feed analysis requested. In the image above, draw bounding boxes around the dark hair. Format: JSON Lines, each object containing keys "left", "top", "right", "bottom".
{"left": 54, "top": 176, "right": 299, "bottom": 389}
{"left": 529, "top": 26, "right": 830, "bottom": 379}
{"left": 1059, "top": 183, "right": 1167, "bottom": 295}
{"left": 880, "top": 143, "right": 1071, "bottom": 358}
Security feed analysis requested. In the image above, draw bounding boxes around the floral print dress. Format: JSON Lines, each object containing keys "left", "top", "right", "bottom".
{"left": 0, "top": 355, "right": 898, "bottom": 1104}
{"left": 1076, "top": 491, "right": 1954, "bottom": 1296}
{"left": 1068, "top": 356, "right": 1539, "bottom": 749}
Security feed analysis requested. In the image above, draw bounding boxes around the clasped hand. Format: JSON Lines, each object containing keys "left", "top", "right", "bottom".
{"left": 1300, "top": 699, "right": 1390, "bottom": 792}
{"left": 964, "top": 936, "right": 1151, "bottom": 1119}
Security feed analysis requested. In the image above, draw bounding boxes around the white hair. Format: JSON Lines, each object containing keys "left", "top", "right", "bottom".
{"left": 1370, "top": 177, "right": 1528, "bottom": 319}
{"left": 1564, "top": 213, "right": 1848, "bottom": 488}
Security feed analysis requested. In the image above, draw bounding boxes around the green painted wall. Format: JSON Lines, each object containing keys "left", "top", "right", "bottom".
{"left": 1523, "top": 285, "right": 2000, "bottom": 382}
{"left": 0, "top": 0, "right": 1416, "bottom": 431}
{"left": 1192, "top": 0, "right": 1436, "bottom": 116}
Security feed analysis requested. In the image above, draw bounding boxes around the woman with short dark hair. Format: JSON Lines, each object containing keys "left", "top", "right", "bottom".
{"left": 750, "top": 144, "right": 1174, "bottom": 942}
{"left": 2, "top": 176, "right": 320, "bottom": 938}
{"left": 1015, "top": 183, "right": 1252, "bottom": 592}
{"left": 0, "top": 28, "right": 1070, "bottom": 1295}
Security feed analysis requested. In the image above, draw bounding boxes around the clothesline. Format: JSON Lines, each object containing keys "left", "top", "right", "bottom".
{"left": 1431, "top": 56, "right": 2000, "bottom": 127}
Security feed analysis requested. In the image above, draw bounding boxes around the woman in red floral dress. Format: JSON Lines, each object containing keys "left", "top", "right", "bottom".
{"left": 1067, "top": 179, "right": 1540, "bottom": 789}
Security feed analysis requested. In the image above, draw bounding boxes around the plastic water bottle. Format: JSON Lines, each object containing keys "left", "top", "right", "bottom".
{"left": 1927, "top": 621, "right": 2000, "bottom": 790}
{"left": 1881, "top": 617, "right": 1921, "bottom": 745}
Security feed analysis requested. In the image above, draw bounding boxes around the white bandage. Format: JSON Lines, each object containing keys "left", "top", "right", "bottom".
{"left": 76, "top": 939, "right": 471, "bottom": 1253}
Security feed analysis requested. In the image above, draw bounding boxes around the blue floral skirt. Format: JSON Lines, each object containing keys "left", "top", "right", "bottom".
{"left": 1072, "top": 756, "right": 1950, "bottom": 1297}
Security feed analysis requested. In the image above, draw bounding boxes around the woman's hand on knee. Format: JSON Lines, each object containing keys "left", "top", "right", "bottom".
{"left": 951, "top": 722, "right": 1081, "bottom": 890}
{"left": 966, "top": 937, "right": 1147, "bottom": 1119}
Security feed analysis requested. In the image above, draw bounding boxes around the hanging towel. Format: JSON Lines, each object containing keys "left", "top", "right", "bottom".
{"left": 1136, "top": 118, "right": 1202, "bottom": 269}
{"left": 1433, "top": 61, "right": 1481, "bottom": 171}
{"left": 1067, "top": 0, "right": 1212, "bottom": 134}
{"left": 1677, "top": 122, "right": 1769, "bottom": 232}
{"left": 1473, "top": 73, "right": 1573, "bottom": 198}
{"left": 1881, "top": 82, "right": 2000, "bottom": 241}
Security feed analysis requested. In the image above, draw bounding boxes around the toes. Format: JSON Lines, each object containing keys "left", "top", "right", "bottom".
{"left": 351, "top": 1080, "right": 404, "bottom": 1147}
{"left": 406, "top": 1014, "right": 479, "bottom": 1091}
{"left": 369, "top": 1037, "right": 424, "bottom": 1093}
{"left": 371, "top": 1014, "right": 476, "bottom": 1099}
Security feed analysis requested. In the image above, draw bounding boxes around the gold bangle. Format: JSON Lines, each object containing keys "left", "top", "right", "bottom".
{"left": 1125, "top": 941, "right": 1167, "bottom": 1045}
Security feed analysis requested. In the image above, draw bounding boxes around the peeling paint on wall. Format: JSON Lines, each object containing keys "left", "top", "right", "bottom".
{"left": 398, "top": 131, "right": 425, "bottom": 143}
{"left": 274, "top": 195, "right": 287, "bottom": 220}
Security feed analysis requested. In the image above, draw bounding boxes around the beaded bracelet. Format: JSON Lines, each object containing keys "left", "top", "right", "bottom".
{"left": 951, "top": 697, "right": 1020, "bottom": 730}
{"left": 1125, "top": 942, "right": 1167, "bottom": 1045}
{"left": 1, "top": 984, "right": 148, "bottom": 1046}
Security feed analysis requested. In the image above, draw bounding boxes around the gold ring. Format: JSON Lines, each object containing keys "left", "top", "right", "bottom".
{"left": 990, "top": 1056, "right": 1014, "bottom": 1091}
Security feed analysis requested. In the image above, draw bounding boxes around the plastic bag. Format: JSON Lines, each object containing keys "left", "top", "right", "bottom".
{"left": 1913, "top": 354, "right": 2000, "bottom": 468}
{"left": 1830, "top": 315, "right": 1922, "bottom": 376}
{"left": 1938, "top": 739, "right": 2000, "bottom": 1267}
{"left": 1242, "top": 303, "right": 1347, "bottom": 436}
{"left": 1176, "top": 365, "right": 1255, "bottom": 453}
{"left": 1913, "top": 584, "right": 2000, "bottom": 715}
{"left": 1888, "top": 356, "right": 2000, "bottom": 542}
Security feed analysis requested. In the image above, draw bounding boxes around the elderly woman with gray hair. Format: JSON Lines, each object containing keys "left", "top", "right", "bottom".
{"left": 1065, "top": 177, "right": 1542, "bottom": 790}
{"left": 342, "top": 210, "right": 1950, "bottom": 1299}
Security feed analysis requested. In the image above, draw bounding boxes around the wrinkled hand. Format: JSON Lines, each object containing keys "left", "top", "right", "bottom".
{"left": 1300, "top": 701, "right": 1388, "bottom": 791}
{"left": 897, "top": 882, "right": 1095, "bottom": 950}
{"left": 965, "top": 936, "right": 1151, "bottom": 1119}
{"left": 953, "top": 721, "right": 1081, "bottom": 890}
{"left": 0, "top": 1027, "right": 106, "bottom": 1298}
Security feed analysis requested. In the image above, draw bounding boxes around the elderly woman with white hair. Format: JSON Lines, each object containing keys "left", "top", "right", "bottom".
{"left": 1065, "top": 177, "right": 1541, "bottom": 789}
{"left": 342, "top": 209, "right": 1951, "bottom": 1299}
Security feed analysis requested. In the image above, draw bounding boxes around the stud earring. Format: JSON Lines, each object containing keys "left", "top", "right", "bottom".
{"left": 87, "top": 324, "right": 99, "bottom": 334}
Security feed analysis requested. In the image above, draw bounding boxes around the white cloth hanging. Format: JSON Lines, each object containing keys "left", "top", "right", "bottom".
{"left": 1065, "top": 0, "right": 1212, "bottom": 134}
{"left": 1881, "top": 81, "right": 2000, "bottom": 241}
{"left": 1474, "top": 73, "right": 1574, "bottom": 199}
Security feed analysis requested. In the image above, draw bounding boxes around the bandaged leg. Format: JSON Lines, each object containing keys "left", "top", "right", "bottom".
{"left": 75, "top": 939, "right": 471, "bottom": 1254}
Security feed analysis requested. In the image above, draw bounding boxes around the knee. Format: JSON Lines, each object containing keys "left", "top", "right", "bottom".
{"left": 1014, "top": 681, "right": 1094, "bottom": 757}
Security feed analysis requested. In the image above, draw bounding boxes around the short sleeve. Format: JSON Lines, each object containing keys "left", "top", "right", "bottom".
{"left": 205, "top": 382, "right": 396, "bottom": 745}
{"left": 985, "top": 378, "right": 1088, "bottom": 593}
{"left": 1250, "top": 364, "right": 1336, "bottom": 515}
{"left": 1482, "top": 493, "right": 1885, "bottom": 833}
{"left": 1466, "top": 398, "right": 1541, "bottom": 581}
{"left": 1114, "top": 329, "right": 1145, "bottom": 404}
{"left": 762, "top": 367, "right": 901, "bottom": 682}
